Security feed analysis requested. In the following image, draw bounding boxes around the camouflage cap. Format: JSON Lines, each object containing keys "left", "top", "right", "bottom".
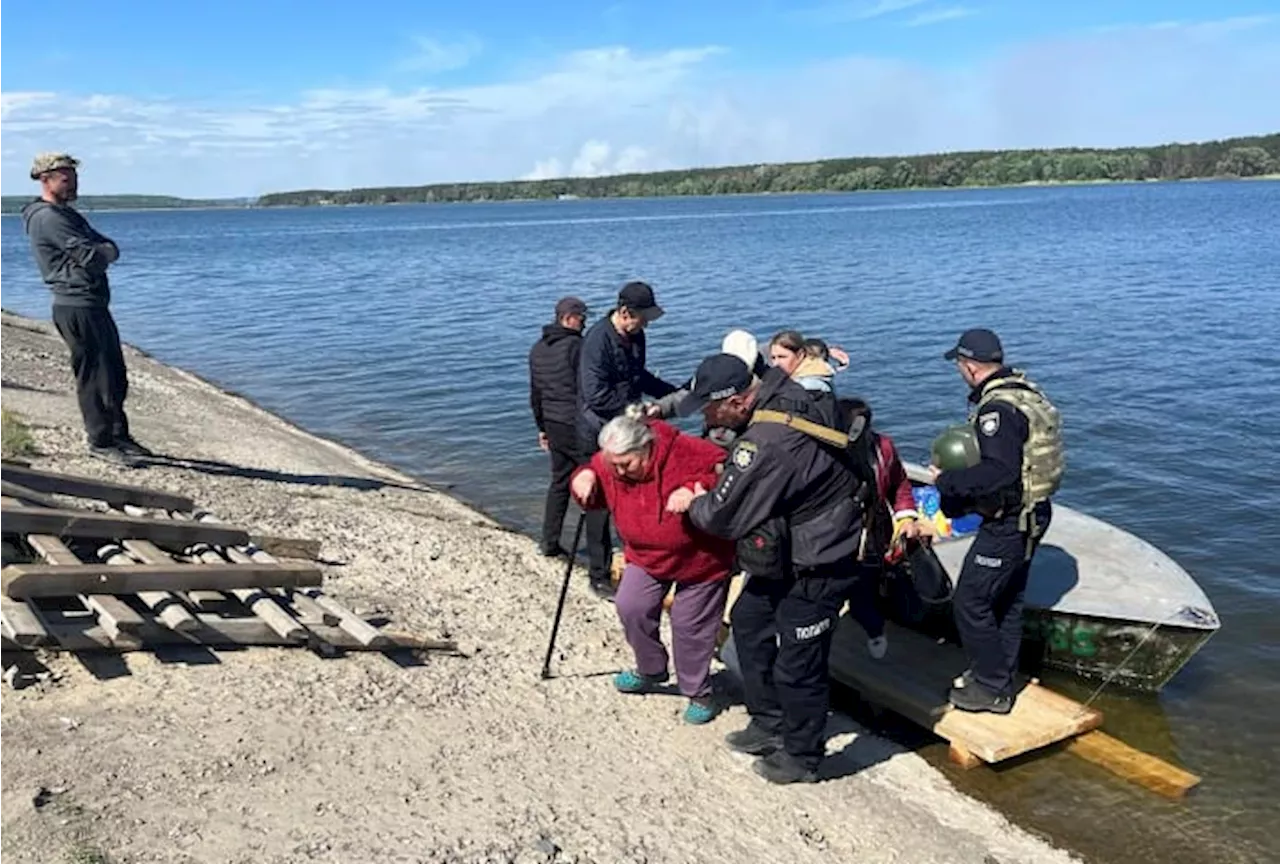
{"left": 30, "top": 152, "right": 80, "bottom": 179}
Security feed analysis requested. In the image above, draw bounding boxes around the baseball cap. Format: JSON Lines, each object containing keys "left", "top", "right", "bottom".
{"left": 677, "top": 353, "right": 753, "bottom": 416}
{"left": 617, "top": 280, "right": 664, "bottom": 322}
{"left": 30, "top": 152, "right": 79, "bottom": 179}
{"left": 943, "top": 328, "right": 1004, "bottom": 363}
{"left": 554, "top": 296, "right": 587, "bottom": 319}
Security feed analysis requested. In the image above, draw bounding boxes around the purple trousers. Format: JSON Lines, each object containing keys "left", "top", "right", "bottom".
{"left": 614, "top": 564, "right": 730, "bottom": 699}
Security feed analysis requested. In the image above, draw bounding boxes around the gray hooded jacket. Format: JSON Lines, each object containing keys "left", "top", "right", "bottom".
{"left": 20, "top": 199, "right": 118, "bottom": 307}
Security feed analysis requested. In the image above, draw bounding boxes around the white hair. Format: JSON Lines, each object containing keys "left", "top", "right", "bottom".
{"left": 598, "top": 405, "right": 654, "bottom": 455}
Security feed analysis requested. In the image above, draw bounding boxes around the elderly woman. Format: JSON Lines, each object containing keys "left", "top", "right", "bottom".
{"left": 570, "top": 408, "right": 734, "bottom": 724}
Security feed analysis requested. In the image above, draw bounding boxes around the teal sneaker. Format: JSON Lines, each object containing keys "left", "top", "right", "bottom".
{"left": 613, "top": 669, "right": 669, "bottom": 693}
{"left": 683, "top": 698, "right": 719, "bottom": 725}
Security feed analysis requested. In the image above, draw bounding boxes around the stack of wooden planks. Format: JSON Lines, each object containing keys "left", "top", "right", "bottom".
{"left": 1, "top": 460, "right": 458, "bottom": 663}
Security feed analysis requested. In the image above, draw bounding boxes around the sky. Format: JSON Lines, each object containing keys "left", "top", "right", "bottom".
{"left": 2, "top": 0, "right": 1278, "bottom": 198}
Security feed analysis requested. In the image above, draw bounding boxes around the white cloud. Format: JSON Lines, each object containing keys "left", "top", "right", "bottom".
{"left": 804, "top": 0, "right": 928, "bottom": 23}
{"left": 398, "top": 35, "right": 483, "bottom": 74}
{"left": 2, "top": 23, "right": 1277, "bottom": 199}
{"left": 906, "top": 6, "right": 977, "bottom": 27}
{"left": 1092, "top": 14, "right": 1279, "bottom": 35}
{"left": 520, "top": 140, "right": 657, "bottom": 180}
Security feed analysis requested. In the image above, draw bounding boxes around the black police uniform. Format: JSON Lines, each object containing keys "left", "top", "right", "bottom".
{"left": 935, "top": 367, "right": 1053, "bottom": 703}
{"left": 687, "top": 365, "right": 862, "bottom": 778}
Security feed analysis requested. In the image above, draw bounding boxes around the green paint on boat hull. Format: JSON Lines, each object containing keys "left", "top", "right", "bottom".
{"left": 878, "top": 573, "right": 1215, "bottom": 693}
{"left": 1021, "top": 610, "right": 1216, "bottom": 693}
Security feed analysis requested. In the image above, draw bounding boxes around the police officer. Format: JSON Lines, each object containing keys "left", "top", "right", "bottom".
{"left": 666, "top": 352, "right": 863, "bottom": 784}
{"left": 929, "top": 329, "right": 1063, "bottom": 714}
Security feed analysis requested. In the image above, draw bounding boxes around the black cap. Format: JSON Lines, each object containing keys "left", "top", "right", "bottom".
{"left": 676, "top": 353, "right": 753, "bottom": 416}
{"left": 617, "top": 280, "right": 664, "bottom": 322}
{"left": 943, "top": 328, "right": 1003, "bottom": 362}
{"left": 554, "top": 296, "right": 587, "bottom": 319}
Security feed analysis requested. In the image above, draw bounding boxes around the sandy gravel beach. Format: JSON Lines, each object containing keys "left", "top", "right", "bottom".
{"left": 0, "top": 310, "right": 1077, "bottom": 864}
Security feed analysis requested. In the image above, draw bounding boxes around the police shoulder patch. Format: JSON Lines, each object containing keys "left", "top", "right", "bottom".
{"left": 979, "top": 411, "right": 1001, "bottom": 437}
{"left": 731, "top": 441, "right": 758, "bottom": 470}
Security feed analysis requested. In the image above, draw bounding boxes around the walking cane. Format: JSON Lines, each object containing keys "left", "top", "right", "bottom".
{"left": 540, "top": 510, "right": 587, "bottom": 680}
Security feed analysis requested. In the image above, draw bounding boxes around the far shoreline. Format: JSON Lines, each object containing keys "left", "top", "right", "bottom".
{"left": 3, "top": 174, "right": 1277, "bottom": 216}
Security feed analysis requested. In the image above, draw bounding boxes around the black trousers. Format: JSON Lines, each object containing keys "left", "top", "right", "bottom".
{"left": 540, "top": 420, "right": 585, "bottom": 554}
{"left": 730, "top": 559, "right": 858, "bottom": 770}
{"left": 952, "top": 501, "right": 1053, "bottom": 697}
{"left": 845, "top": 560, "right": 886, "bottom": 639}
{"left": 51, "top": 305, "right": 130, "bottom": 448}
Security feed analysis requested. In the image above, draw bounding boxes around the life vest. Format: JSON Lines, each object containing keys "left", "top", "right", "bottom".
{"left": 970, "top": 370, "right": 1065, "bottom": 530}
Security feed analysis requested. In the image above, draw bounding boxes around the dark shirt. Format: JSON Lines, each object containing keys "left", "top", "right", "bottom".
{"left": 577, "top": 314, "right": 677, "bottom": 441}
{"left": 20, "top": 199, "right": 118, "bottom": 307}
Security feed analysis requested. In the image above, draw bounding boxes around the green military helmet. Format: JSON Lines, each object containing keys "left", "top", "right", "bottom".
{"left": 931, "top": 423, "right": 981, "bottom": 473}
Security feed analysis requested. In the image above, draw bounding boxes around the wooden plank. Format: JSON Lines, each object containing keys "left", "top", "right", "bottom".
{"left": 190, "top": 506, "right": 352, "bottom": 639}
{"left": 296, "top": 588, "right": 390, "bottom": 649}
{"left": 1, "top": 597, "right": 49, "bottom": 647}
{"left": 0, "top": 504, "right": 250, "bottom": 548}
{"left": 2, "top": 561, "right": 321, "bottom": 599}
{"left": 25, "top": 535, "right": 83, "bottom": 566}
{"left": 16, "top": 611, "right": 458, "bottom": 654}
{"left": 115, "top": 541, "right": 201, "bottom": 634}
{"left": 223, "top": 547, "right": 337, "bottom": 625}
{"left": 243, "top": 551, "right": 381, "bottom": 646}
{"left": 0, "top": 462, "right": 194, "bottom": 511}
{"left": 187, "top": 507, "right": 322, "bottom": 561}
{"left": 949, "top": 743, "right": 982, "bottom": 770}
{"left": 829, "top": 617, "right": 1102, "bottom": 764}
{"left": 184, "top": 541, "right": 306, "bottom": 643}
{"left": 279, "top": 590, "right": 339, "bottom": 626}
{"left": 0, "top": 480, "right": 60, "bottom": 509}
{"left": 129, "top": 510, "right": 225, "bottom": 609}
{"left": 249, "top": 535, "right": 322, "bottom": 561}
{"left": 27, "top": 535, "right": 145, "bottom": 639}
{"left": 1066, "top": 729, "right": 1201, "bottom": 799}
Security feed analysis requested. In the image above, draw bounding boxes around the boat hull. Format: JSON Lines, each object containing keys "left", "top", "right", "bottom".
{"left": 877, "top": 570, "right": 1217, "bottom": 693}
{"left": 892, "top": 463, "right": 1220, "bottom": 692}
{"left": 1020, "top": 608, "right": 1216, "bottom": 693}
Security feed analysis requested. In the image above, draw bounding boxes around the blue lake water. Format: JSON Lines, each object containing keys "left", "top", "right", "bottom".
{"left": 3, "top": 182, "right": 1278, "bottom": 863}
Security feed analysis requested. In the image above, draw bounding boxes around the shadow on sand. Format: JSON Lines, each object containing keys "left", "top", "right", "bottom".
{"left": 136, "top": 452, "right": 451, "bottom": 494}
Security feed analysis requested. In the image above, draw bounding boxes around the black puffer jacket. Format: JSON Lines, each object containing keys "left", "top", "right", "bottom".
{"left": 529, "top": 323, "right": 583, "bottom": 430}
{"left": 576, "top": 316, "right": 677, "bottom": 443}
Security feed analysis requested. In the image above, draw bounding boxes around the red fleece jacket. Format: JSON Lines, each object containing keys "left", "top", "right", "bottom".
{"left": 573, "top": 420, "right": 734, "bottom": 584}
{"left": 873, "top": 431, "right": 917, "bottom": 519}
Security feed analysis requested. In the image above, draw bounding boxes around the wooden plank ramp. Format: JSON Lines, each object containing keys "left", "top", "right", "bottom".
{"left": 828, "top": 616, "right": 1103, "bottom": 767}
{"left": 0, "top": 465, "right": 461, "bottom": 665}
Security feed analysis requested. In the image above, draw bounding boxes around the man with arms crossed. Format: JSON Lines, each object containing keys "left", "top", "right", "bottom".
{"left": 21, "top": 152, "right": 150, "bottom": 465}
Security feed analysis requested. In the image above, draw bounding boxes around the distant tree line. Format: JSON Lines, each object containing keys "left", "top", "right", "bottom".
{"left": 0, "top": 195, "right": 252, "bottom": 215}
{"left": 257, "top": 133, "right": 1279, "bottom": 208}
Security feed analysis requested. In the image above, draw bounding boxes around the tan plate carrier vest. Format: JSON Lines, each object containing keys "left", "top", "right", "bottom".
{"left": 971, "top": 370, "right": 1065, "bottom": 532}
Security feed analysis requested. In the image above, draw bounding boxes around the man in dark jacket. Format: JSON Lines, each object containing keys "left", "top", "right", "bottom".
{"left": 20, "top": 152, "right": 149, "bottom": 466}
{"left": 576, "top": 280, "right": 678, "bottom": 597}
{"left": 529, "top": 296, "right": 589, "bottom": 557}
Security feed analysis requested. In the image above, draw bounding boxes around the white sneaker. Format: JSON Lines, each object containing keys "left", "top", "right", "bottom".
{"left": 867, "top": 635, "right": 888, "bottom": 660}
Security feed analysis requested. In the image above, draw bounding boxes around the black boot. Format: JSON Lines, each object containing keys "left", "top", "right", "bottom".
{"left": 753, "top": 751, "right": 818, "bottom": 785}
{"left": 114, "top": 435, "right": 155, "bottom": 458}
{"left": 88, "top": 443, "right": 140, "bottom": 468}
{"left": 588, "top": 573, "right": 615, "bottom": 601}
{"left": 948, "top": 681, "right": 1013, "bottom": 714}
{"left": 724, "top": 720, "right": 783, "bottom": 756}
